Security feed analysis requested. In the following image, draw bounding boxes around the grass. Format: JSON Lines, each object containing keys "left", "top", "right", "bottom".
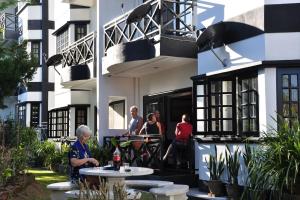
{"left": 28, "top": 168, "right": 154, "bottom": 199}
{"left": 27, "top": 168, "right": 68, "bottom": 187}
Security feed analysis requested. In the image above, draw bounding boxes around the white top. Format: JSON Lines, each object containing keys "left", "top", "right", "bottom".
{"left": 125, "top": 180, "right": 173, "bottom": 188}
{"left": 79, "top": 167, "right": 153, "bottom": 178}
{"left": 150, "top": 184, "right": 189, "bottom": 196}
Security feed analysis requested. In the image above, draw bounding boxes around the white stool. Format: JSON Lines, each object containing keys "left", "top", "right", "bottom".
{"left": 125, "top": 180, "right": 174, "bottom": 189}
{"left": 47, "top": 181, "right": 77, "bottom": 200}
{"left": 150, "top": 184, "right": 189, "bottom": 200}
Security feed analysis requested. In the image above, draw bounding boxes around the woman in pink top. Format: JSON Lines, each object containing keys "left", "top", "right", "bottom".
{"left": 163, "top": 114, "right": 193, "bottom": 166}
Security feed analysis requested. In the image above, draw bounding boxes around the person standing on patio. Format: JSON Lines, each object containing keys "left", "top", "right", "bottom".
{"left": 125, "top": 105, "right": 143, "bottom": 135}
{"left": 154, "top": 110, "right": 165, "bottom": 135}
{"left": 163, "top": 114, "right": 192, "bottom": 165}
{"left": 69, "top": 125, "right": 99, "bottom": 183}
{"left": 139, "top": 113, "right": 162, "bottom": 135}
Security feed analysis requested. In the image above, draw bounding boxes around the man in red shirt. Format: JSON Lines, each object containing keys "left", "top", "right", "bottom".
{"left": 163, "top": 114, "right": 192, "bottom": 166}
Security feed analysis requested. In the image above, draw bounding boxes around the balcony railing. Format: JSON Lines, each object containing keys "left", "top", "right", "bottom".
{"left": 61, "top": 32, "right": 96, "bottom": 67}
{"left": 0, "top": 13, "right": 19, "bottom": 41}
{"left": 103, "top": 0, "right": 195, "bottom": 55}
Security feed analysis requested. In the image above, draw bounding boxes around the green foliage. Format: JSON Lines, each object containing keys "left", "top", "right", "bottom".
{"left": 225, "top": 145, "right": 241, "bottom": 185}
{"left": 0, "top": 41, "right": 38, "bottom": 108}
{"left": 247, "top": 118, "right": 300, "bottom": 198}
{"left": 206, "top": 145, "right": 225, "bottom": 180}
{"left": 88, "top": 138, "right": 112, "bottom": 166}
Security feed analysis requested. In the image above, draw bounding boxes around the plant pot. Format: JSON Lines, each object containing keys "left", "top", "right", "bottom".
{"left": 207, "top": 180, "right": 226, "bottom": 197}
{"left": 226, "top": 184, "right": 243, "bottom": 199}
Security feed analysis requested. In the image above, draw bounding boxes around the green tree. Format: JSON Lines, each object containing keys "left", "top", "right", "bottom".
{"left": 0, "top": 0, "right": 38, "bottom": 108}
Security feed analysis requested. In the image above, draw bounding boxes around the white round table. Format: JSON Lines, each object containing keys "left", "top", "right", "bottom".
{"left": 79, "top": 166, "right": 153, "bottom": 199}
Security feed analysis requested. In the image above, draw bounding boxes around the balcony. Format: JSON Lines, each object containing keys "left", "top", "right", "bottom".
{"left": 102, "top": 0, "right": 197, "bottom": 77}
{"left": 61, "top": 0, "right": 94, "bottom": 7}
{"left": 60, "top": 32, "right": 97, "bottom": 89}
{"left": 0, "top": 13, "right": 19, "bottom": 41}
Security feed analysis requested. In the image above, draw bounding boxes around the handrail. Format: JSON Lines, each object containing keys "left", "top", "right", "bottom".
{"left": 103, "top": 0, "right": 195, "bottom": 55}
{"left": 61, "top": 31, "right": 96, "bottom": 67}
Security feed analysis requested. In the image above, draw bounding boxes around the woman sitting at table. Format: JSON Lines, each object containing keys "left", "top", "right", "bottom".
{"left": 69, "top": 125, "right": 99, "bottom": 183}
{"left": 139, "top": 113, "right": 162, "bottom": 135}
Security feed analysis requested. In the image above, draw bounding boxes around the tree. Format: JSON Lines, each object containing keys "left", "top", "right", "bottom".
{"left": 0, "top": 0, "right": 38, "bottom": 108}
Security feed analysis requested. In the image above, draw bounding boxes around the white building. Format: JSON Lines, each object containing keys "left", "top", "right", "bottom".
{"left": 1, "top": 0, "right": 300, "bottom": 188}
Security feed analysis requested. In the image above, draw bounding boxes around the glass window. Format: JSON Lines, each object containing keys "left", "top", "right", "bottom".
{"left": 75, "top": 107, "right": 87, "bottom": 129}
{"left": 48, "top": 108, "right": 69, "bottom": 138}
{"left": 31, "top": 42, "right": 40, "bottom": 63}
{"left": 56, "top": 29, "right": 69, "bottom": 53}
{"left": 31, "top": 103, "right": 40, "bottom": 127}
{"left": 280, "top": 73, "right": 299, "bottom": 125}
{"left": 109, "top": 100, "right": 125, "bottom": 129}
{"left": 238, "top": 77, "right": 259, "bottom": 136}
{"left": 194, "top": 74, "right": 259, "bottom": 137}
{"left": 75, "top": 24, "right": 87, "bottom": 41}
{"left": 17, "top": 104, "right": 26, "bottom": 126}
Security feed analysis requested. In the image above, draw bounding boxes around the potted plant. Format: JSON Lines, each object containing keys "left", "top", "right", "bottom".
{"left": 247, "top": 118, "right": 300, "bottom": 199}
{"left": 205, "top": 145, "right": 225, "bottom": 197}
{"left": 225, "top": 145, "right": 243, "bottom": 199}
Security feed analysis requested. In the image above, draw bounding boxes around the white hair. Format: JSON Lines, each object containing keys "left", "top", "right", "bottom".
{"left": 76, "top": 125, "right": 92, "bottom": 139}
{"left": 130, "top": 105, "right": 138, "bottom": 112}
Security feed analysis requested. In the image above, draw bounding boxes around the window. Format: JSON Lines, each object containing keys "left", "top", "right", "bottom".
{"left": 278, "top": 69, "right": 300, "bottom": 126}
{"left": 48, "top": 108, "right": 69, "bottom": 138}
{"left": 196, "top": 80, "right": 235, "bottom": 136}
{"left": 109, "top": 100, "right": 125, "bottom": 129}
{"left": 75, "top": 107, "right": 87, "bottom": 129}
{"left": 194, "top": 74, "right": 259, "bottom": 137}
{"left": 31, "top": 103, "right": 40, "bottom": 127}
{"left": 31, "top": 41, "right": 40, "bottom": 63}
{"left": 75, "top": 24, "right": 87, "bottom": 41}
{"left": 238, "top": 77, "right": 259, "bottom": 136}
{"left": 56, "top": 29, "right": 69, "bottom": 53}
{"left": 17, "top": 104, "right": 26, "bottom": 126}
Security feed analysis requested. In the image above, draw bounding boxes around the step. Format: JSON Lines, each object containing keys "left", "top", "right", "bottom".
{"left": 187, "top": 188, "right": 229, "bottom": 200}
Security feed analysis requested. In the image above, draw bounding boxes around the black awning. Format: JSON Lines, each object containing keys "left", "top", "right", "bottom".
{"left": 46, "top": 54, "right": 63, "bottom": 66}
{"left": 196, "top": 21, "right": 264, "bottom": 51}
{"left": 126, "top": 3, "right": 152, "bottom": 24}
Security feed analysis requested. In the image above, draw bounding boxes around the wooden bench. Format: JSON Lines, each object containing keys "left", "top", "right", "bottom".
{"left": 125, "top": 180, "right": 174, "bottom": 190}
{"left": 149, "top": 184, "right": 189, "bottom": 200}
{"left": 47, "top": 181, "right": 77, "bottom": 200}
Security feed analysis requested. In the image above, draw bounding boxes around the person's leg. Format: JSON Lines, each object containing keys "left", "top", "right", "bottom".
{"left": 163, "top": 143, "right": 173, "bottom": 161}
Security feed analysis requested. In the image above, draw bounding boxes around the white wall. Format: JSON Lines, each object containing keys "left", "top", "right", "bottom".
{"left": 196, "top": 143, "right": 258, "bottom": 185}
{"left": 0, "top": 97, "right": 17, "bottom": 120}
{"left": 258, "top": 68, "right": 277, "bottom": 133}
{"left": 195, "top": 0, "right": 264, "bottom": 29}
{"left": 198, "top": 35, "right": 265, "bottom": 75}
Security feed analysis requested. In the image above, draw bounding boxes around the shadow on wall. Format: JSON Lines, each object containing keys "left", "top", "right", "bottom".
{"left": 196, "top": 1, "right": 225, "bottom": 30}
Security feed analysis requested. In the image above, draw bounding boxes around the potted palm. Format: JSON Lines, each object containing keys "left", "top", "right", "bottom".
{"left": 225, "top": 145, "right": 243, "bottom": 199}
{"left": 205, "top": 145, "right": 225, "bottom": 197}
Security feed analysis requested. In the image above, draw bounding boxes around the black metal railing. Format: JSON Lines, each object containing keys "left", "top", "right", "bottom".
{"left": 62, "top": 32, "right": 96, "bottom": 67}
{"left": 103, "top": 0, "right": 195, "bottom": 55}
{"left": 0, "top": 13, "right": 19, "bottom": 41}
{"left": 103, "top": 135, "right": 164, "bottom": 170}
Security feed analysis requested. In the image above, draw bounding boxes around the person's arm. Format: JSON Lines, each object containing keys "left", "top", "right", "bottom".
{"left": 175, "top": 123, "right": 180, "bottom": 136}
{"left": 70, "top": 157, "right": 92, "bottom": 167}
{"left": 157, "top": 122, "right": 162, "bottom": 135}
{"left": 135, "top": 117, "right": 144, "bottom": 135}
{"left": 139, "top": 123, "right": 146, "bottom": 135}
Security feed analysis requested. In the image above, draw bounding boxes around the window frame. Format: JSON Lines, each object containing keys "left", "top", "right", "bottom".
{"left": 30, "top": 103, "right": 40, "bottom": 127}
{"left": 277, "top": 68, "right": 300, "bottom": 126}
{"left": 56, "top": 28, "right": 69, "bottom": 53}
{"left": 75, "top": 24, "right": 87, "bottom": 41}
{"left": 75, "top": 107, "right": 88, "bottom": 129}
{"left": 31, "top": 41, "right": 40, "bottom": 64}
{"left": 16, "top": 103, "right": 26, "bottom": 127}
{"left": 193, "top": 72, "right": 259, "bottom": 137}
{"left": 48, "top": 108, "right": 69, "bottom": 138}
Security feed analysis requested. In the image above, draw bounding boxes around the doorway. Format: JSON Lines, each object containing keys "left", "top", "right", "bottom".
{"left": 143, "top": 88, "right": 192, "bottom": 141}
